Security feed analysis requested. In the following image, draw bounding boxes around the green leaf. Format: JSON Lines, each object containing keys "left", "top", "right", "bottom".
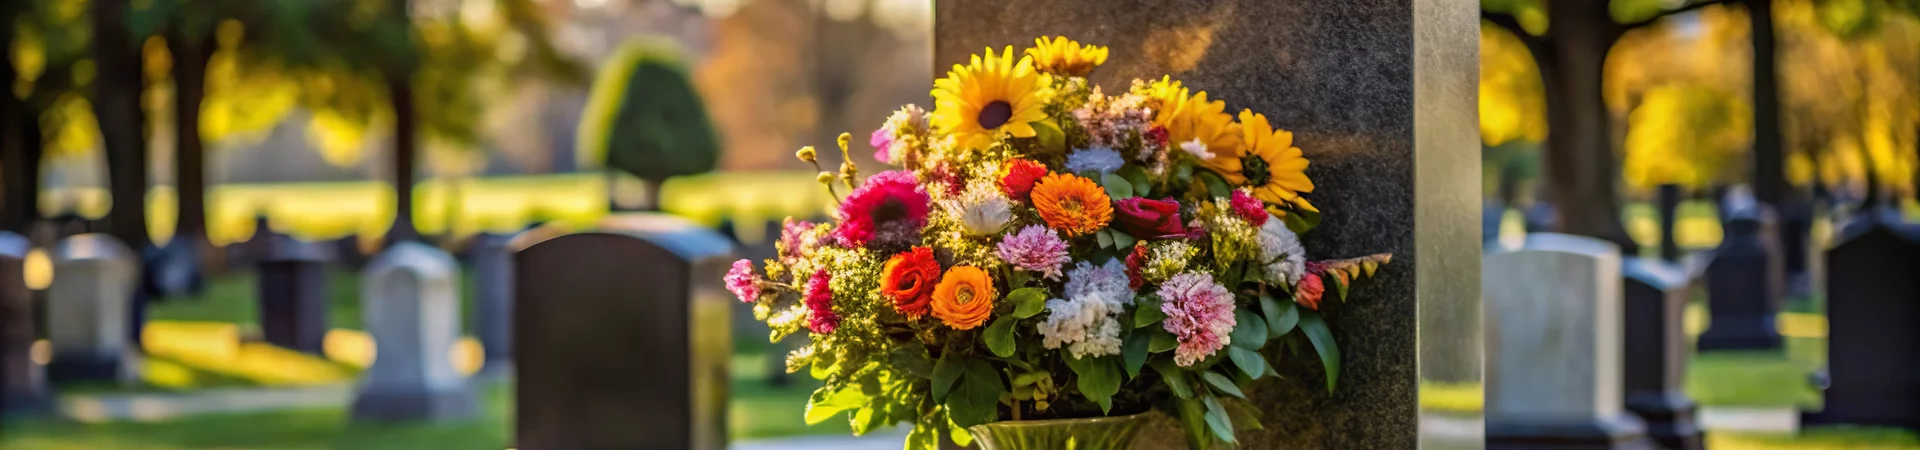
{"left": 1034, "top": 119, "right": 1067, "bottom": 154}
{"left": 1112, "top": 230, "right": 1137, "bottom": 252}
{"left": 1228, "top": 347, "right": 1266, "bottom": 379}
{"left": 1230, "top": 309, "right": 1268, "bottom": 350}
{"left": 1203, "top": 395, "right": 1238, "bottom": 444}
{"left": 932, "top": 353, "right": 964, "bottom": 402}
{"left": 1201, "top": 371, "right": 1247, "bottom": 399}
{"left": 1284, "top": 207, "right": 1321, "bottom": 234}
{"left": 1102, "top": 173, "right": 1135, "bottom": 200}
{"left": 906, "top": 422, "right": 939, "bottom": 450}
{"left": 947, "top": 359, "right": 1007, "bottom": 428}
{"left": 1134, "top": 296, "right": 1168, "bottom": 328}
{"left": 1225, "top": 397, "right": 1265, "bottom": 432}
{"left": 890, "top": 344, "right": 935, "bottom": 379}
{"left": 1148, "top": 328, "right": 1178, "bottom": 353}
{"left": 1008, "top": 288, "right": 1048, "bottom": 318}
{"left": 1332, "top": 273, "right": 1350, "bottom": 301}
{"left": 1174, "top": 162, "right": 1196, "bottom": 185}
{"left": 1151, "top": 359, "right": 1193, "bottom": 399}
{"left": 1198, "top": 171, "right": 1231, "bottom": 198}
{"left": 947, "top": 415, "right": 974, "bottom": 447}
{"left": 1119, "top": 164, "right": 1153, "bottom": 197}
{"left": 804, "top": 386, "right": 868, "bottom": 424}
{"left": 810, "top": 356, "right": 835, "bottom": 379}
{"left": 1263, "top": 294, "right": 1299, "bottom": 340}
{"left": 1065, "top": 354, "right": 1122, "bottom": 413}
{"left": 1097, "top": 228, "right": 1115, "bottom": 248}
{"left": 1175, "top": 398, "right": 1209, "bottom": 450}
{"left": 985, "top": 316, "right": 1018, "bottom": 357}
{"left": 1300, "top": 312, "right": 1342, "bottom": 392}
{"left": 1123, "top": 330, "right": 1150, "bottom": 378}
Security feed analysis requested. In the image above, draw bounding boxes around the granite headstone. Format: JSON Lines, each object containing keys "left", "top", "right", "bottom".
{"left": 1484, "top": 233, "right": 1650, "bottom": 449}
{"left": 1802, "top": 218, "right": 1920, "bottom": 430}
{"left": 254, "top": 234, "right": 332, "bottom": 355}
{"left": 513, "top": 214, "right": 732, "bottom": 450}
{"left": 470, "top": 232, "right": 514, "bottom": 378}
{"left": 1698, "top": 203, "right": 1786, "bottom": 351}
{"left": 44, "top": 234, "right": 140, "bottom": 384}
{"left": 0, "top": 232, "right": 50, "bottom": 416}
{"left": 1656, "top": 184, "right": 1682, "bottom": 262}
{"left": 350, "top": 242, "right": 476, "bottom": 422}
{"left": 935, "top": 0, "right": 1483, "bottom": 447}
{"left": 1622, "top": 257, "right": 1703, "bottom": 449}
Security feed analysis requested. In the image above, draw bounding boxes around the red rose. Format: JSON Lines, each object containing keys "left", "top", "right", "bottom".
{"left": 880, "top": 247, "right": 942, "bottom": 319}
{"left": 1296, "top": 272, "right": 1326, "bottom": 311}
{"left": 1001, "top": 159, "right": 1049, "bottom": 201}
{"left": 1115, "top": 197, "right": 1187, "bottom": 239}
{"left": 1124, "top": 243, "right": 1148, "bottom": 290}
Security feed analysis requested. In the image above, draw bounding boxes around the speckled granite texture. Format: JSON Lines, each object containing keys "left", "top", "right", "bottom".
{"left": 936, "top": 0, "right": 1482, "bottom": 448}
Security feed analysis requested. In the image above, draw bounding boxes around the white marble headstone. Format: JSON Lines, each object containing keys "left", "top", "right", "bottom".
{"left": 1485, "top": 233, "right": 1625, "bottom": 422}
{"left": 45, "top": 234, "right": 139, "bottom": 383}
{"left": 351, "top": 241, "right": 474, "bottom": 421}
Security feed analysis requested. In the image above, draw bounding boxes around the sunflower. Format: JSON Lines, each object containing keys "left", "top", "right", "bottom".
{"left": 1030, "top": 173, "right": 1114, "bottom": 237}
{"left": 932, "top": 46, "right": 1056, "bottom": 150}
{"left": 1143, "top": 77, "right": 1240, "bottom": 172}
{"left": 1025, "top": 36, "right": 1109, "bottom": 77}
{"left": 1230, "top": 110, "right": 1316, "bottom": 213}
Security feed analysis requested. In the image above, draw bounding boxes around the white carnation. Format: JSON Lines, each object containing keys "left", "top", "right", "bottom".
{"left": 1038, "top": 260, "right": 1134, "bottom": 358}
{"left": 943, "top": 182, "right": 1013, "bottom": 236}
{"left": 1259, "top": 217, "right": 1307, "bottom": 285}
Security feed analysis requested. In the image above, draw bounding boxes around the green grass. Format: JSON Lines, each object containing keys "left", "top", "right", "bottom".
{"left": 1687, "top": 337, "right": 1826, "bottom": 409}
{"left": 1710, "top": 427, "right": 1920, "bottom": 449}
{"left": 148, "top": 268, "right": 473, "bottom": 332}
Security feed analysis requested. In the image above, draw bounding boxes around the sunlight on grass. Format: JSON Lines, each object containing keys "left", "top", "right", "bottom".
{"left": 134, "top": 321, "right": 485, "bottom": 390}
{"left": 1684, "top": 302, "right": 1828, "bottom": 339}
{"left": 321, "top": 328, "right": 484, "bottom": 375}
{"left": 1710, "top": 427, "right": 1920, "bottom": 449}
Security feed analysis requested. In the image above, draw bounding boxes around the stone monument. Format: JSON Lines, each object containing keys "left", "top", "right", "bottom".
{"left": 254, "top": 233, "right": 332, "bottom": 355}
{"left": 44, "top": 234, "right": 140, "bottom": 384}
{"left": 470, "top": 232, "right": 515, "bottom": 378}
{"left": 1803, "top": 217, "right": 1920, "bottom": 430}
{"left": 1699, "top": 203, "right": 1786, "bottom": 351}
{"left": 350, "top": 241, "right": 476, "bottom": 421}
{"left": 1622, "top": 257, "right": 1702, "bottom": 449}
{"left": 513, "top": 214, "right": 733, "bottom": 450}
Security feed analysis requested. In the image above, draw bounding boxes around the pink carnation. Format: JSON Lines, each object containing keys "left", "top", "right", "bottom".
{"left": 835, "top": 170, "right": 931, "bottom": 249}
{"left": 1229, "top": 189, "right": 1269, "bottom": 227}
{"left": 725, "top": 259, "right": 759, "bottom": 303}
{"left": 871, "top": 128, "right": 895, "bottom": 162}
{"left": 1157, "top": 272, "right": 1237, "bottom": 367}
{"left": 996, "top": 225, "right": 1072, "bottom": 280}
{"left": 805, "top": 269, "right": 839, "bottom": 334}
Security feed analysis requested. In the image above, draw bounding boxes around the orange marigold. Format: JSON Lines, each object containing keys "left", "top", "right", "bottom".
{"left": 880, "top": 247, "right": 942, "bottom": 319}
{"left": 1030, "top": 173, "right": 1114, "bottom": 237}
{"left": 931, "top": 266, "right": 997, "bottom": 330}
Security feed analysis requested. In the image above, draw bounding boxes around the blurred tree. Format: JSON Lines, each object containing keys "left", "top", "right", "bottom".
{"left": 94, "top": 0, "right": 149, "bottom": 249}
{"left": 1609, "top": 6, "right": 1754, "bottom": 191}
{"left": 578, "top": 38, "right": 720, "bottom": 211}
{"left": 1479, "top": 22, "right": 1547, "bottom": 205}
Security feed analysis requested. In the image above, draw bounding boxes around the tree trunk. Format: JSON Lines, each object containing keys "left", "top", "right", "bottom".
{"left": 1541, "top": 0, "right": 1639, "bottom": 253}
{"left": 1750, "top": 0, "right": 1785, "bottom": 207}
{"left": 93, "top": 0, "right": 150, "bottom": 250}
{"left": 2, "top": 108, "right": 44, "bottom": 235}
{"left": 169, "top": 34, "right": 212, "bottom": 249}
{"left": 386, "top": 74, "right": 420, "bottom": 244}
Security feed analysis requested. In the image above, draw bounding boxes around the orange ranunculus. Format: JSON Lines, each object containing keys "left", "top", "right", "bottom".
{"left": 1295, "top": 272, "right": 1326, "bottom": 311}
{"left": 1029, "top": 173, "right": 1114, "bottom": 237}
{"left": 931, "top": 265, "right": 997, "bottom": 330}
{"left": 881, "top": 246, "right": 942, "bottom": 319}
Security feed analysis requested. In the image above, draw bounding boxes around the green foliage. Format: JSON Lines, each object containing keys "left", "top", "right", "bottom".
{"left": 1299, "top": 312, "right": 1341, "bottom": 393}
{"left": 579, "top": 37, "right": 721, "bottom": 182}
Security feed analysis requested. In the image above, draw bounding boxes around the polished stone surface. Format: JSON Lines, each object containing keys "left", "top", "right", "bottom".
{"left": 1700, "top": 205, "right": 1786, "bottom": 351}
{"left": 1622, "top": 257, "right": 1703, "bottom": 449}
{"left": 470, "top": 232, "right": 515, "bottom": 378}
{"left": 45, "top": 234, "right": 140, "bottom": 385}
{"left": 1803, "top": 219, "right": 1920, "bottom": 430}
{"left": 937, "top": 0, "right": 1481, "bottom": 447}
{"left": 513, "top": 213, "right": 733, "bottom": 450}
{"left": 350, "top": 242, "right": 475, "bottom": 422}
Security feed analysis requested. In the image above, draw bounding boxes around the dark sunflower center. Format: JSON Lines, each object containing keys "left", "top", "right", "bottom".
{"left": 1241, "top": 153, "right": 1273, "bottom": 187}
{"left": 978, "top": 101, "right": 1013, "bottom": 129}
{"left": 873, "top": 197, "right": 909, "bottom": 223}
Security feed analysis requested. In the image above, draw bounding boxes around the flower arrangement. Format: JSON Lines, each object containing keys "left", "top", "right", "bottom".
{"left": 727, "top": 36, "right": 1392, "bottom": 449}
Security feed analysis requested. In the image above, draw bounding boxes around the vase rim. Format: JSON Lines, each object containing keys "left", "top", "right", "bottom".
{"left": 969, "top": 411, "right": 1154, "bottom": 429}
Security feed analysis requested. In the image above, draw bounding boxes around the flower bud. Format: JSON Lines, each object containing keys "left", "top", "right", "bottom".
{"left": 796, "top": 146, "right": 818, "bottom": 163}
{"left": 816, "top": 172, "right": 836, "bottom": 184}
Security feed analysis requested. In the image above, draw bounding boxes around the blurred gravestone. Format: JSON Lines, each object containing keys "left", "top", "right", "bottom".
{"left": 471, "top": 232, "right": 515, "bottom": 378}
{"left": 1622, "top": 258, "right": 1703, "bottom": 449}
{"left": 1656, "top": 184, "right": 1682, "bottom": 262}
{"left": 254, "top": 233, "right": 333, "bottom": 355}
{"left": 350, "top": 242, "right": 475, "bottom": 421}
{"left": 1525, "top": 202, "right": 1560, "bottom": 234}
{"left": 45, "top": 234, "right": 139, "bottom": 384}
{"left": 1483, "top": 199, "right": 1506, "bottom": 244}
{"left": 1802, "top": 219, "right": 1920, "bottom": 430}
{"left": 1698, "top": 203, "right": 1786, "bottom": 351}
{"left": 1780, "top": 200, "right": 1814, "bottom": 297}
{"left": 0, "top": 232, "right": 50, "bottom": 416}
{"left": 144, "top": 238, "right": 205, "bottom": 299}
{"left": 514, "top": 214, "right": 731, "bottom": 450}
{"left": 331, "top": 235, "right": 371, "bottom": 268}
{"left": 1485, "top": 234, "right": 1650, "bottom": 449}
{"left": 725, "top": 220, "right": 787, "bottom": 386}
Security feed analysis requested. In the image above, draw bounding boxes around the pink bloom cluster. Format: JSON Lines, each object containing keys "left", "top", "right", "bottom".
{"left": 777, "top": 218, "right": 819, "bottom": 264}
{"left": 725, "top": 259, "right": 759, "bottom": 303}
{"left": 835, "top": 170, "right": 931, "bottom": 249}
{"left": 805, "top": 269, "right": 838, "bottom": 334}
{"left": 1157, "top": 272, "right": 1237, "bottom": 367}
{"left": 1073, "top": 89, "right": 1161, "bottom": 162}
{"left": 1229, "top": 189, "right": 1269, "bottom": 227}
{"left": 996, "top": 225, "right": 1072, "bottom": 279}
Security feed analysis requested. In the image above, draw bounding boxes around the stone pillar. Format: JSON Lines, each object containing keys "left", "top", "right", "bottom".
{"left": 44, "top": 234, "right": 140, "bottom": 384}
{"left": 471, "top": 232, "right": 514, "bottom": 378}
{"left": 1621, "top": 258, "right": 1703, "bottom": 449}
{"left": 255, "top": 234, "right": 332, "bottom": 355}
{"left": 513, "top": 214, "right": 733, "bottom": 450}
{"left": 935, "top": 1, "right": 1482, "bottom": 447}
{"left": 1656, "top": 184, "right": 1682, "bottom": 262}
{"left": 0, "top": 231, "right": 51, "bottom": 416}
{"left": 1802, "top": 218, "right": 1920, "bottom": 429}
{"left": 1699, "top": 204, "right": 1786, "bottom": 351}
{"left": 1485, "top": 234, "right": 1651, "bottom": 449}
{"left": 350, "top": 241, "right": 476, "bottom": 422}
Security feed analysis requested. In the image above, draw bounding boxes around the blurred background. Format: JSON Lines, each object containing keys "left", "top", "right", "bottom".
{"left": 0, "top": 0, "right": 1914, "bottom": 448}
